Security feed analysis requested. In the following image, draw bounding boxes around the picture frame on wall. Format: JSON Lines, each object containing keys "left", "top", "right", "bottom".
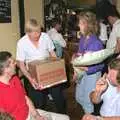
{"left": 0, "top": 0, "right": 11, "bottom": 23}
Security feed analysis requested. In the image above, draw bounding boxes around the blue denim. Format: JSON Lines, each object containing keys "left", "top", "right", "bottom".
{"left": 75, "top": 72, "right": 101, "bottom": 113}
{"left": 54, "top": 43, "right": 63, "bottom": 58}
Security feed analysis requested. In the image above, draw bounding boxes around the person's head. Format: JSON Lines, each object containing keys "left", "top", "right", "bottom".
{"left": 25, "top": 19, "right": 41, "bottom": 41}
{"left": 107, "top": 58, "right": 120, "bottom": 86}
{"left": 0, "top": 51, "right": 16, "bottom": 77}
{"left": 106, "top": 7, "right": 120, "bottom": 25}
{"left": 0, "top": 111, "right": 14, "bottom": 120}
{"left": 52, "top": 19, "right": 62, "bottom": 32}
{"left": 78, "top": 11, "right": 98, "bottom": 36}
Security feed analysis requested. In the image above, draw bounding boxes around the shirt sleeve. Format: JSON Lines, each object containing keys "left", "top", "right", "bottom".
{"left": 13, "top": 76, "right": 27, "bottom": 95}
{"left": 16, "top": 41, "right": 26, "bottom": 61}
{"left": 56, "top": 33, "right": 66, "bottom": 47}
{"left": 115, "top": 25, "right": 120, "bottom": 38}
{"left": 45, "top": 33, "right": 55, "bottom": 52}
{"left": 99, "top": 23, "right": 108, "bottom": 41}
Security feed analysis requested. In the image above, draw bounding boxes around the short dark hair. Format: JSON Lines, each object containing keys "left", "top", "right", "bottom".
{"left": 0, "top": 51, "right": 12, "bottom": 75}
{"left": 52, "top": 19, "right": 61, "bottom": 27}
{"left": 108, "top": 58, "right": 120, "bottom": 84}
{"left": 106, "top": 6, "right": 120, "bottom": 18}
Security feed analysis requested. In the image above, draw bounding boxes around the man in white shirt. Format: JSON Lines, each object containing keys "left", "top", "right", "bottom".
{"left": 106, "top": 8, "right": 120, "bottom": 53}
{"left": 99, "top": 22, "right": 108, "bottom": 46}
{"left": 47, "top": 19, "right": 66, "bottom": 58}
{"left": 16, "top": 19, "right": 67, "bottom": 114}
{"left": 82, "top": 58, "right": 120, "bottom": 120}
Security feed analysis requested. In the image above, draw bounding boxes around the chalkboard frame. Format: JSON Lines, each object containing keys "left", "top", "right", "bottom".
{"left": 0, "top": 0, "right": 11, "bottom": 23}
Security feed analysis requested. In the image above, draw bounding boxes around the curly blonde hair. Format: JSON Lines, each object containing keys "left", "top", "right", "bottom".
{"left": 78, "top": 11, "right": 98, "bottom": 36}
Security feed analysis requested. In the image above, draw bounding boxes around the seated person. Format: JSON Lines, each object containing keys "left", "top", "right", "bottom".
{"left": 82, "top": 58, "right": 120, "bottom": 120}
{"left": 47, "top": 19, "right": 66, "bottom": 58}
{"left": 0, "top": 51, "right": 69, "bottom": 120}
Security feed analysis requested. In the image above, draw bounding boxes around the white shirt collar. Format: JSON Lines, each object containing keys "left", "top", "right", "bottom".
{"left": 51, "top": 28, "right": 58, "bottom": 33}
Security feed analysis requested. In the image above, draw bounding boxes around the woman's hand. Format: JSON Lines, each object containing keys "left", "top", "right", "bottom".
{"left": 29, "top": 77, "right": 39, "bottom": 90}
{"left": 30, "top": 78, "right": 44, "bottom": 90}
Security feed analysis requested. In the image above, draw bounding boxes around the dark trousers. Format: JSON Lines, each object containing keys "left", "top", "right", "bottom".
{"left": 93, "top": 102, "right": 103, "bottom": 115}
{"left": 25, "top": 78, "right": 67, "bottom": 114}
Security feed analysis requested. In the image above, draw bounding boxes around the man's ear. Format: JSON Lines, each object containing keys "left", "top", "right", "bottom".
{"left": 4, "top": 67, "right": 9, "bottom": 74}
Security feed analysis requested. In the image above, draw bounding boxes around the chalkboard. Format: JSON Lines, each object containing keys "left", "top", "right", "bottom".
{"left": 0, "top": 0, "right": 11, "bottom": 23}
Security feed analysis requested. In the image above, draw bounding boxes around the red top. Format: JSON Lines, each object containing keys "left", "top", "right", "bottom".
{"left": 0, "top": 76, "right": 29, "bottom": 120}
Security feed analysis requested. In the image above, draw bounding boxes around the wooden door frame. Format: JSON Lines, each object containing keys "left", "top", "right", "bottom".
{"left": 19, "top": 0, "right": 25, "bottom": 37}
